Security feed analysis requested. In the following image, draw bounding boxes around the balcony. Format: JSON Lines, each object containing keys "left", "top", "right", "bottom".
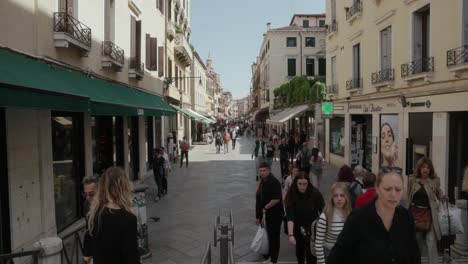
{"left": 346, "top": 1, "right": 362, "bottom": 23}
{"left": 53, "top": 12, "right": 91, "bottom": 55}
{"left": 346, "top": 78, "right": 363, "bottom": 90}
{"left": 401, "top": 57, "right": 433, "bottom": 82}
{"left": 174, "top": 33, "right": 193, "bottom": 67}
{"left": 327, "top": 84, "right": 338, "bottom": 95}
{"left": 129, "top": 57, "right": 144, "bottom": 79}
{"left": 447, "top": 46, "right": 468, "bottom": 76}
{"left": 167, "top": 22, "right": 176, "bottom": 41}
{"left": 371, "top": 68, "right": 394, "bottom": 88}
{"left": 102, "top": 41, "right": 124, "bottom": 69}
{"left": 327, "top": 20, "right": 338, "bottom": 34}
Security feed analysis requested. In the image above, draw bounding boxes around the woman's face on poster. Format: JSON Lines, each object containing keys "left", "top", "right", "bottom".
{"left": 381, "top": 124, "right": 394, "bottom": 163}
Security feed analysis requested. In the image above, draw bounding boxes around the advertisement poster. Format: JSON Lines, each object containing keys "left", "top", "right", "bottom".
{"left": 380, "top": 114, "right": 399, "bottom": 167}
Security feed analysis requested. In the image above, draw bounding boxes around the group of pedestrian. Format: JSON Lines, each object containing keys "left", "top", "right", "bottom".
{"left": 255, "top": 152, "right": 446, "bottom": 264}
{"left": 213, "top": 125, "right": 239, "bottom": 154}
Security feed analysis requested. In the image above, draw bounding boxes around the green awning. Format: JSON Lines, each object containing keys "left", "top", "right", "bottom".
{"left": 170, "top": 105, "right": 202, "bottom": 121}
{"left": 0, "top": 49, "right": 175, "bottom": 116}
{"left": 185, "top": 108, "right": 215, "bottom": 124}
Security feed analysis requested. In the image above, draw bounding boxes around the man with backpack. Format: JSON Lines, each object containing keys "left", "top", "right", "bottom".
{"left": 180, "top": 136, "right": 189, "bottom": 168}
{"left": 349, "top": 165, "right": 366, "bottom": 208}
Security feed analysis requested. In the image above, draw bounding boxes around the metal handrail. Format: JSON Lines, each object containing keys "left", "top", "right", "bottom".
{"left": 228, "top": 241, "right": 235, "bottom": 264}
{"left": 401, "top": 57, "right": 434, "bottom": 77}
{"left": 102, "top": 41, "right": 125, "bottom": 65}
{"left": 327, "top": 20, "right": 338, "bottom": 34}
{"left": 0, "top": 249, "right": 41, "bottom": 264}
{"left": 447, "top": 45, "right": 468, "bottom": 67}
{"left": 346, "top": 78, "right": 363, "bottom": 90}
{"left": 200, "top": 242, "right": 211, "bottom": 264}
{"left": 60, "top": 223, "right": 86, "bottom": 264}
{"left": 130, "top": 57, "right": 144, "bottom": 76}
{"left": 53, "top": 12, "right": 91, "bottom": 47}
{"left": 371, "top": 68, "right": 394, "bottom": 84}
{"left": 346, "top": 1, "right": 362, "bottom": 20}
{"left": 327, "top": 84, "right": 338, "bottom": 94}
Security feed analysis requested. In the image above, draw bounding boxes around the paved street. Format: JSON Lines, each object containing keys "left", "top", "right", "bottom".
{"left": 141, "top": 136, "right": 339, "bottom": 264}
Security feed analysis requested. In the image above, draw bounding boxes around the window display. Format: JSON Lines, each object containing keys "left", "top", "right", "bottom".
{"left": 330, "top": 117, "right": 344, "bottom": 156}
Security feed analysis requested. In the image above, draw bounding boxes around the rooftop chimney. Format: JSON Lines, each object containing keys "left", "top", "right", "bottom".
{"left": 267, "top": 22, "right": 271, "bottom": 30}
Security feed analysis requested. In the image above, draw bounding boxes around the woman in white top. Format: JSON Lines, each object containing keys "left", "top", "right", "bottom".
{"left": 315, "top": 182, "right": 352, "bottom": 264}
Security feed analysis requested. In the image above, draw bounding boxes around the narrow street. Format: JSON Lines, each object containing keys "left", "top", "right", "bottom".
{"left": 142, "top": 136, "right": 338, "bottom": 264}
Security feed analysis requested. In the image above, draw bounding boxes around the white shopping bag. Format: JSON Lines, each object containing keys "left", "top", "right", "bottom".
{"left": 438, "top": 202, "right": 464, "bottom": 236}
{"left": 250, "top": 215, "right": 269, "bottom": 255}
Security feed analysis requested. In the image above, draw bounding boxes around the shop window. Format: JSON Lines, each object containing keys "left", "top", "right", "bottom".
{"left": 0, "top": 108, "right": 11, "bottom": 254}
{"left": 330, "top": 116, "right": 345, "bottom": 156}
{"left": 52, "top": 112, "right": 84, "bottom": 231}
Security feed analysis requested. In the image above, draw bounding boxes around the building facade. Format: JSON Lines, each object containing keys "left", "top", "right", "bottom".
{"left": 325, "top": 0, "right": 468, "bottom": 205}
{"left": 0, "top": 0, "right": 176, "bottom": 256}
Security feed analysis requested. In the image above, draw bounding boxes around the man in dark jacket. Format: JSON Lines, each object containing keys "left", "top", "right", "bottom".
{"left": 252, "top": 136, "right": 266, "bottom": 181}
{"left": 152, "top": 148, "right": 165, "bottom": 200}
{"left": 256, "top": 162, "right": 284, "bottom": 264}
{"left": 278, "top": 138, "right": 289, "bottom": 178}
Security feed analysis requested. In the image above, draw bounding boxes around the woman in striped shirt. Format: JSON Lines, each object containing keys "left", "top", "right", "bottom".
{"left": 314, "top": 182, "right": 352, "bottom": 264}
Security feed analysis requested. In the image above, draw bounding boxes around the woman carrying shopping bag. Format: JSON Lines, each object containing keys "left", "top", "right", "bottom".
{"left": 408, "top": 157, "right": 447, "bottom": 264}
{"left": 285, "top": 173, "right": 324, "bottom": 264}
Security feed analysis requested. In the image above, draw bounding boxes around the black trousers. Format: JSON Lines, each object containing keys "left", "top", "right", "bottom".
{"left": 280, "top": 158, "right": 289, "bottom": 177}
{"left": 153, "top": 173, "right": 163, "bottom": 197}
{"left": 232, "top": 138, "right": 237, "bottom": 149}
{"left": 180, "top": 151, "right": 188, "bottom": 167}
{"left": 294, "top": 232, "right": 315, "bottom": 264}
{"left": 266, "top": 214, "right": 282, "bottom": 263}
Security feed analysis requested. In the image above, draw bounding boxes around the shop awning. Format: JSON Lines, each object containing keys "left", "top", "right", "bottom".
{"left": 203, "top": 114, "right": 217, "bottom": 123}
{"left": 253, "top": 107, "right": 269, "bottom": 122}
{"left": 170, "top": 105, "right": 203, "bottom": 121}
{"left": 0, "top": 49, "right": 175, "bottom": 116}
{"left": 184, "top": 108, "right": 215, "bottom": 124}
{"left": 266, "top": 104, "right": 309, "bottom": 124}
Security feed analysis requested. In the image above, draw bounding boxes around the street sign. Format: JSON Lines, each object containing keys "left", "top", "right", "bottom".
{"left": 321, "top": 102, "right": 334, "bottom": 118}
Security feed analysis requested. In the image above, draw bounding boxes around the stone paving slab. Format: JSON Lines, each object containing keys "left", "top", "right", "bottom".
{"left": 141, "top": 136, "right": 339, "bottom": 264}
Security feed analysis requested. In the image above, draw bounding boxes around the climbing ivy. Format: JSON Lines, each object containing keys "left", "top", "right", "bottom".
{"left": 273, "top": 76, "right": 326, "bottom": 109}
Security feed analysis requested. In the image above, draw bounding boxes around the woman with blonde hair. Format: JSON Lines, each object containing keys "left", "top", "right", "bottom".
{"left": 315, "top": 182, "right": 352, "bottom": 264}
{"left": 83, "top": 167, "right": 139, "bottom": 264}
{"left": 408, "top": 157, "right": 447, "bottom": 264}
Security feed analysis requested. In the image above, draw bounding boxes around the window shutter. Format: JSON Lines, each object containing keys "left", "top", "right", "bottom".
{"left": 59, "top": 0, "right": 67, "bottom": 13}
{"left": 159, "top": 0, "right": 164, "bottom": 14}
{"left": 158, "top": 47, "right": 164, "bottom": 77}
{"left": 136, "top": 20, "right": 142, "bottom": 62}
{"left": 146, "top": 34, "right": 151, "bottom": 70}
{"left": 150, "top": 37, "right": 158, "bottom": 71}
{"left": 130, "top": 16, "right": 136, "bottom": 58}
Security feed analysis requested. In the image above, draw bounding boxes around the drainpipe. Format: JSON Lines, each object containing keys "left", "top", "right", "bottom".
{"left": 299, "top": 31, "right": 303, "bottom": 75}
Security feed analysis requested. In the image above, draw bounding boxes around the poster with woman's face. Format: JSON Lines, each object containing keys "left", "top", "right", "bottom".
{"left": 380, "top": 115, "right": 399, "bottom": 167}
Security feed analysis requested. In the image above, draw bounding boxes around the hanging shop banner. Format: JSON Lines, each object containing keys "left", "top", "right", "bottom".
{"left": 380, "top": 114, "right": 399, "bottom": 167}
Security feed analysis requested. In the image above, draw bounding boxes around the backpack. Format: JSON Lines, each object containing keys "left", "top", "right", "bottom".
{"left": 349, "top": 180, "right": 363, "bottom": 208}
{"left": 181, "top": 142, "right": 188, "bottom": 152}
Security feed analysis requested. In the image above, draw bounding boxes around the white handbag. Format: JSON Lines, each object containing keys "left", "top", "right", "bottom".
{"left": 250, "top": 214, "right": 269, "bottom": 255}
{"left": 438, "top": 201, "right": 464, "bottom": 236}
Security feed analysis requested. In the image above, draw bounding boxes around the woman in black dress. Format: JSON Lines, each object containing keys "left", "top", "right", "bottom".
{"left": 83, "top": 167, "right": 139, "bottom": 264}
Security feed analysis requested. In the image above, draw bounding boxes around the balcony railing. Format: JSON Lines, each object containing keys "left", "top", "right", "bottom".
{"left": 174, "top": 33, "right": 193, "bottom": 67}
{"left": 327, "top": 84, "right": 338, "bottom": 94}
{"left": 401, "top": 57, "right": 434, "bottom": 77}
{"left": 102, "top": 41, "right": 125, "bottom": 66}
{"left": 0, "top": 249, "right": 41, "bottom": 264}
{"left": 53, "top": 12, "right": 91, "bottom": 48}
{"left": 447, "top": 46, "right": 468, "bottom": 67}
{"left": 346, "top": 78, "right": 363, "bottom": 90}
{"left": 327, "top": 20, "right": 338, "bottom": 34}
{"left": 130, "top": 57, "right": 144, "bottom": 77}
{"left": 371, "top": 69, "right": 394, "bottom": 84}
{"left": 346, "top": 1, "right": 362, "bottom": 20}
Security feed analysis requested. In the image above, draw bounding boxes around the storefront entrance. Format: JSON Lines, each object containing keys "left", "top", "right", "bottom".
{"left": 92, "top": 116, "right": 125, "bottom": 176}
{"left": 448, "top": 112, "right": 468, "bottom": 201}
{"left": 146, "top": 117, "right": 154, "bottom": 170}
{"left": 0, "top": 108, "right": 11, "bottom": 254}
{"left": 128, "top": 117, "right": 140, "bottom": 181}
{"left": 52, "top": 112, "right": 84, "bottom": 231}
{"left": 407, "top": 113, "right": 433, "bottom": 175}
{"left": 350, "top": 115, "right": 372, "bottom": 170}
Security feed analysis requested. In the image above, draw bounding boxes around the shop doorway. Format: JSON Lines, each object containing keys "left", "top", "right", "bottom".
{"left": 51, "top": 112, "right": 84, "bottom": 231}
{"left": 146, "top": 117, "right": 154, "bottom": 170}
{"left": 128, "top": 117, "right": 140, "bottom": 181}
{"left": 92, "top": 116, "right": 114, "bottom": 176}
{"left": 350, "top": 115, "right": 373, "bottom": 170}
{"left": 407, "top": 113, "right": 433, "bottom": 175}
{"left": 0, "top": 108, "right": 11, "bottom": 254}
{"left": 115, "top": 117, "right": 125, "bottom": 168}
{"left": 448, "top": 112, "right": 468, "bottom": 202}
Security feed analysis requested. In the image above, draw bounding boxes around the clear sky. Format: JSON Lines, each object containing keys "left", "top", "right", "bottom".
{"left": 190, "top": 0, "right": 325, "bottom": 100}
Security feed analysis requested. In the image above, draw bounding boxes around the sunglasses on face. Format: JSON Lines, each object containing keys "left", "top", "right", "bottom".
{"left": 381, "top": 166, "right": 403, "bottom": 174}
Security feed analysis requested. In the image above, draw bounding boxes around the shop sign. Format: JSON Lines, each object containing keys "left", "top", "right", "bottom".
{"left": 363, "top": 104, "right": 383, "bottom": 113}
{"left": 137, "top": 109, "right": 145, "bottom": 116}
{"left": 348, "top": 103, "right": 397, "bottom": 113}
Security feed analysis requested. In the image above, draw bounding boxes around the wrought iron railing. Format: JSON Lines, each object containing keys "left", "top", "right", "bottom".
{"left": 346, "top": 78, "right": 363, "bottom": 90}
{"left": 447, "top": 46, "right": 468, "bottom": 67}
{"left": 0, "top": 249, "right": 41, "bottom": 264}
{"left": 60, "top": 223, "right": 86, "bottom": 264}
{"left": 130, "top": 57, "right": 144, "bottom": 76}
{"left": 346, "top": 1, "right": 362, "bottom": 20}
{"left": 371, "top": 68, "right": 394, "bottom": 84}
{"left": 401, "top": 57, "right": 434, "bottom": 77}
{"left": 102, "top": 41, "right": 125, "bottom": 65}
{"left": 327, "top": 20, "right": 338, "bottom": 34}
{"left": 327, "top": 84, "right": 338, "bottom": 94}
{"left": 200, "top": 242, "right": 211, "bottom": 264}
{"left": 53, "top": 12, "right": 91, "bottom": 47}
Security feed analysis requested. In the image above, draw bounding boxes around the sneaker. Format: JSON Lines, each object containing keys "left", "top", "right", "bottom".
{"left": 262, "top": 258, "right": 271, "bottom": 263}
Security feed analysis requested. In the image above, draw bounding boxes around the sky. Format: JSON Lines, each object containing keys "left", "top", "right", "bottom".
{"left": 190, "top": 0, "right": 326, "bottom": 100}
